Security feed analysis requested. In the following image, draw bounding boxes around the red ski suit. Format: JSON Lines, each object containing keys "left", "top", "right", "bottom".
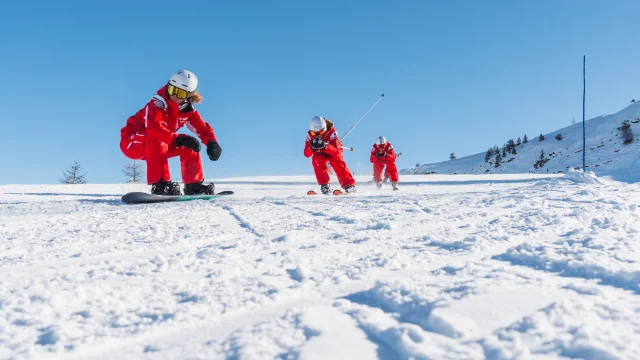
{"left": 370, "top": 142, "right": 399, "bottom": 183}
{"left": 304, "top": 124, "right": 355, "bottom": 188}
{"left": 120, "top": 86, "right": 217, "bottom": 184}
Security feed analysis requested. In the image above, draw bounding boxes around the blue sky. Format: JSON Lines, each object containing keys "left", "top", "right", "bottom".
{"left": 1, "top": 0, "right": 639, "bottom": 184}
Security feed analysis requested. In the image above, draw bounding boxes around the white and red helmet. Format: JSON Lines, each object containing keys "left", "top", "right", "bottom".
{"left": 375, "top": 136, "right": 387, "bottom": 146}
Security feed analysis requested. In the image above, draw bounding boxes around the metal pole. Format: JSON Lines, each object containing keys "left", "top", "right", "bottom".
{"left": 342, "top": 94, "right": 385, "bottom": 141}
{"left": 583, "top": 55, "right": 586, "bottom": 171}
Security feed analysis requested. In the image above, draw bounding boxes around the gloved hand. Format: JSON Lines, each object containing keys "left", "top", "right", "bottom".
{"left": 310, "top": 138, "right": 326, "bottom": 151}
{"left": 207, "top": 140, "right": 222, "bottom": 161}
{"left": 174, "top": 135, "right": 201, "bottom": 152}
{"left": 376, "top": 152, "right": 387, "bottom": 158}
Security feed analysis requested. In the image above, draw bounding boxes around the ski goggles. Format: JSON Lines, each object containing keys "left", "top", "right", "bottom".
{"left": 310, "top": 129, "right": 327, "bottom": 137}
{"left": 376, "top": 144, "right": 386, "bottom": 149}
{"left": 166, "top": 84, "right": 192, "bottom": 99}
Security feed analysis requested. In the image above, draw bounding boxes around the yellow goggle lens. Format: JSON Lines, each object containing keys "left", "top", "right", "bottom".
{"left": 167, "top": 84, "right": 191, "bottom": 99}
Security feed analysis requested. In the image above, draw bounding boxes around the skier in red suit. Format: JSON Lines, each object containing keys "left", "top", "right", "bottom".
{"left": 120, "top": 70, "right": 222, "bottom": 195}
{"left": 370, "top": 136, "right": 400, "bottom": 190}
{"left": 304, "top": 116, "right": 356, "bottom": 194}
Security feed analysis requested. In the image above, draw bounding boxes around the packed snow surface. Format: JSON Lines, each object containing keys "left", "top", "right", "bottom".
{"left": 1, "top": 174, "right": 639, "bottom": 359}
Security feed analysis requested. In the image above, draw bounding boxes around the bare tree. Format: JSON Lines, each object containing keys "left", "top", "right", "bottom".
{"left": 123, "top": 160, "right": 146, "bottom": 183}
{"left": 60, "top": 160, "right": 87, "bottom": 184}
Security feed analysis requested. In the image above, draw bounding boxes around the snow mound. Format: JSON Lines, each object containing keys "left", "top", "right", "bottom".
{"left": 563, "top": 171, "right": 606, "bottom": 185}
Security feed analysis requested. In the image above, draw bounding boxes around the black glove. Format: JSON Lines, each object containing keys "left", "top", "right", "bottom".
{"left": 376, "top": 152, "right": 386, "bottom": 158}
{"left": 310, "top": 138, "right": 326, "bottom": 151}
{"left": 174, "top": 135, "right": 201, "bottom": 152}
{"left": 207, "top": 140, "right": 222, "bottom": 161}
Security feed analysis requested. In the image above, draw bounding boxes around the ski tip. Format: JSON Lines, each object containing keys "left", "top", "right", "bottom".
{"left": 307, "top": 190, "right": 318, "bottom": 195}
{"left": 216, "top": 190, "right": 234, "bottom": 195}
{"left": 332, "top": 189, "right": 344, "bottom": 196}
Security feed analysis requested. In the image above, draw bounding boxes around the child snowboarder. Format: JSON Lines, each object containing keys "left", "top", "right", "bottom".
{"left": 120, "top": 70, "right": 222, "bottom": 195}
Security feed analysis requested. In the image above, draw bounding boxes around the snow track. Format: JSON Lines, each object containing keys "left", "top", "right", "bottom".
{"left": 1, "top": 174, "right": 638, "bottom": 359}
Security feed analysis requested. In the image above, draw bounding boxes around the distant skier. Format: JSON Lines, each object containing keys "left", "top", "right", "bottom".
{"left": 120, "top": 70, "right": 222, "bottom": 195}
{"left": 304, "top": 116, "right": 356, "bottom": 194}
{"left": 370, "top": 136, "right": 399, "bottom": 190}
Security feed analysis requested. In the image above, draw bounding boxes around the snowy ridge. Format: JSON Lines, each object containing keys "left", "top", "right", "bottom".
{"left": 1, "top": 175, "right": 639, "bottom": 359}
{"left": 403, "top": 101, "right": 640, "bottom": 182}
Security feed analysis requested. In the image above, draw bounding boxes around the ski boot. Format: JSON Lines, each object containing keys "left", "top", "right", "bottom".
{"left": 344, "top": 185, "right": 357, "bottom": 193}
{"left": 151, "top": 180, "right": 181, "bottom": 196}
{"left": 391, "top": 182, "right": 399, "bottom": 191}
{"left": 320, "top": 184, "right": 332, "bottom": 195}
{"left": 375, "top": 182, "right": 383, "bottom": 189}
{"left": 183, "top": 181, "right": 215, "bottom": 195}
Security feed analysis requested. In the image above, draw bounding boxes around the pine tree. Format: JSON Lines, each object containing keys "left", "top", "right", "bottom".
{"left": 485, "top": 148, "right": 493, "bottom": 163}
{"left": 60, "top": 161, "right": 87, "bottom": 184}
{"left": 539, "top": 133, "right": 545, "bottom": 142}
{"left": 516, "top": 137, "right": 522, "bottom": 146}
{"left": 502, "top": 145, "right": 506, "bottom": 158}
{"left": 555, "top": 133, "right": 563, "bottom": 141}
{"left": 523, "top": 134, "right": 528, "bottom": 144}
{"left": 449, "top": 152, "right": 456, "bottom": 160}
{"left": 620, "top": 121, "right": 634, "bottom": 144}
{"left": 415, "top": 162, "right": 420, "bottom": 168}
{"left": 495, "top": 151, "right": 502, "bottom": 168}
{"left": 533, "top": 149, "right": 549, "bottom": 169}
{"left": 123, "top": 160, "right": 146, "bottom": 183}
{"left": 506, "top": 139, "right": 516, "bottom": 154}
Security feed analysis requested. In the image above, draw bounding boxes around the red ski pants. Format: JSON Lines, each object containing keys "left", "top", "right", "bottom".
{"left": 312, "top": 154, "right": 355, "bottom": 188}
{"left": 120, "top": 134, "right": 203, "bottom": 184}
{"left": 373, "top": 160, "right": 399, "bottom": 183}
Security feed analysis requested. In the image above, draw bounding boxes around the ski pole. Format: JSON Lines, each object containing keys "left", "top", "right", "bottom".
{"left": 342, "top": 94, "right": 385, "bottom": 141}
{"left": 340, "top": 146, "right": 354, "bottom": 151}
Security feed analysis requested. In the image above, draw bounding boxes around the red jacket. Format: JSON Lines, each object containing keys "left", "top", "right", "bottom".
{"left": 121, "top": 86, "right": 217, "bottom": 145}
{"left": 370, "top": 142, "right": 397, "bottom": 163}
{"left": 304, "top": 124, "right": 344, "bottom": 159}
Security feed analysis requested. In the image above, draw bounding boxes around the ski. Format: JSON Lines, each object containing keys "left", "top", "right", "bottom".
{"left": 306, "top": 189, "right": 345, "bottom": 196}
{"left": 121, "top": 190, "right": 234, "bottom": 204}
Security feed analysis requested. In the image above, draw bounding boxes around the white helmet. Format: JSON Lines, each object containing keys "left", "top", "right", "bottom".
{"left": 375, "top": 136, "right": 387, "bottom": 145}
{"left": 169, "top": 70, "right": 198, "bottom": 92}
{"left": 310, "top": 116, "right": 327, "bottom": 132}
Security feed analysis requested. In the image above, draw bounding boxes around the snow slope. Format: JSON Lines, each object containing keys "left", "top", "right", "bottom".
{"left": 403, "top": 102, "right": 640, "bottom": 182}
{"left": 1, "top": 174, "right": 639, "bottom": 359}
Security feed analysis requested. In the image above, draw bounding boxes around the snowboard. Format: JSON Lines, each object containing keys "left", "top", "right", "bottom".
{"left": 122, "top": 190, "right": 234, "bottom": 204}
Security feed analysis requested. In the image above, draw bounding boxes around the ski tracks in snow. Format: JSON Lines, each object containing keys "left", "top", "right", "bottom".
{"left": 1, "top": 176, "right": 639, "bottom": 359}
